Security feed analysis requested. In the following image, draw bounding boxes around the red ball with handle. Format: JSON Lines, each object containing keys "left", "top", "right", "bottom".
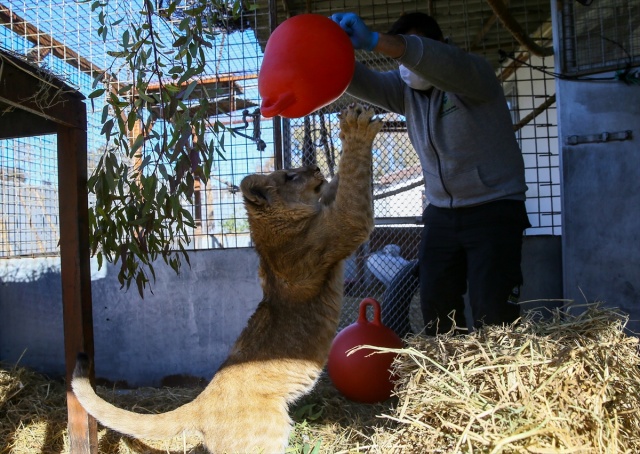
{"left": 259, "top": 14, "right": 355, "bottom": 118}
{"left": 327, "top": 298, "right": 404, "bottom": 403}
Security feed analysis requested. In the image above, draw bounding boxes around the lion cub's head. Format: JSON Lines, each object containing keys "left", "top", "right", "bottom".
{"left": 240, "top": 166, "right": 329, "bottom": 215}
{"left": 240, "top": 166, "right": 332, "bottom": 248}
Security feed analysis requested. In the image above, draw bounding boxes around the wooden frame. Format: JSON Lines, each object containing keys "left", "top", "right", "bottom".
{"left": 0, "top": 50, "right": 97, "bottom": 453}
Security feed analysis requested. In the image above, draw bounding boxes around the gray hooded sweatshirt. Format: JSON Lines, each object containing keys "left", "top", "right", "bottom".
{"left": 346, "top": 34, "right": 528, "bottom": 209}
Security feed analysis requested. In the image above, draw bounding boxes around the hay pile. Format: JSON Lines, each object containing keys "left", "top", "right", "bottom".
{"left": 2, "top": 304, "right": 639, "bottom": 453}
{"left": 365, "top": 304, "right": 640, "bottom": 453}
{"left": 0, "top": 365, "right": 207, "bottom": 453}
{"left": 0, "top": 363, "right": 68, "bottom": 453}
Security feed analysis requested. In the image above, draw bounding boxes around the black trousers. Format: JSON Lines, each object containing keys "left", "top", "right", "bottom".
{"left": 419, "top": 199, "right": 531, "bottom": 335}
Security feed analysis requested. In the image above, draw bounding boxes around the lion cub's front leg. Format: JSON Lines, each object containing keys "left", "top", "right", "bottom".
{"left": 339, "top": 104, "right": 383, "bottom": 157}
{"left": 329, "top": 104, "right": 382, "bottom": 250}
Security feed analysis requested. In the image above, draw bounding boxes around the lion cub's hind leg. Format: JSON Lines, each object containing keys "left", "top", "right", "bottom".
{"left": 201, "top": 400, "right": 290, "bottom": 454}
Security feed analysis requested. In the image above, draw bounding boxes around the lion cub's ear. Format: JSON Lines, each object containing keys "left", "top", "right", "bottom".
{"left": 240, "top": 174, "right": 273, "bottom": 207}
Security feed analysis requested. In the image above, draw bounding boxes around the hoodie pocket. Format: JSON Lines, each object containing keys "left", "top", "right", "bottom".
{"left": 444, "top": 167, "right": 491, "bottom": 197}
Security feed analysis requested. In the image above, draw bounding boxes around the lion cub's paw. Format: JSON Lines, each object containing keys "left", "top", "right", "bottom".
{"left": 339, "top": 103, "right": 382, "bottom": 142}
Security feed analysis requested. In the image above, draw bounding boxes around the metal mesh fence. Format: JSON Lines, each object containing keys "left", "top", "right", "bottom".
{"left": 559, "top": 0, "right": 640, "bottom": 75}
{"left": 0, "top": 0, "right": 272, "bottom": 256}
{"left": 1, "top": 0, "right": 562, "bottom": 335}
{"left": 278, "top": 0, "right": 558, "bottom": 331}
{"left": 0, "top": 133, "right": 60, "bottom": 256}
{"left": 1, "top": 1, "right": 110, "bottom": 256}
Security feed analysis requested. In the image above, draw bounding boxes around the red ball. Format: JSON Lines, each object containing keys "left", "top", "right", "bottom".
{"left": 327, "top": 298, "right": 404, "bottom": 403}
{"left": 259, "top": 14, "right": 355, "bottom": 118}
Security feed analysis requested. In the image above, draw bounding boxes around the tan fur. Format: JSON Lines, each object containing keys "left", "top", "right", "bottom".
{"left": 72, "top": 104, "right": 382, "bottom": 453}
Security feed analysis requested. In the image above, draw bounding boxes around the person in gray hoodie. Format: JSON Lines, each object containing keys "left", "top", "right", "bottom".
{"left": 331, "top": 12, "right": 531, "bottom": 335}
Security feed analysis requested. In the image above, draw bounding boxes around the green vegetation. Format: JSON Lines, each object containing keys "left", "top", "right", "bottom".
{"left": 82, "top": 0, "right": 248, "bottom": 296}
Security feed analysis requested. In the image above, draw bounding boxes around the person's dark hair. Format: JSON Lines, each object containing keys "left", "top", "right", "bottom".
{"left": 388, "top": 12, "right": 443, "bottom": 41}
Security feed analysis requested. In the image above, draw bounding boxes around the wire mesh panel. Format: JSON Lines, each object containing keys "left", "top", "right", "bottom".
{"left": 0, "top": 0, "right": 274, "bottom": 257}
{"left": 506, "top": 53, "right": 560, "bottom": 235}
{"left": 1, "top": 0, "right": 560, "bottom": 335}
{"left": 0, "top": 1, "right": 114, "bottom": 258}
{"left": 560, "top": 0, "right": 640, "bottom": 75}
{"left": 0, "top": 133, "right": 60, "bottom": 257}
{"left": 275, "top": 0, "right": 559, "bottom": 332}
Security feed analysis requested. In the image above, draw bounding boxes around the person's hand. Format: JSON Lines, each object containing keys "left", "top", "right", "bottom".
{"left": 330, "top": 12, "right": 379, "bottom": 51}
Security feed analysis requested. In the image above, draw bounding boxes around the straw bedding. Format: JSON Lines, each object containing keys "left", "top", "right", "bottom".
{"left": 1, "top": 304, "right": 639, "bottom": 453}
{"left": 369, "top": 304, "right": 640, "bottom": 453}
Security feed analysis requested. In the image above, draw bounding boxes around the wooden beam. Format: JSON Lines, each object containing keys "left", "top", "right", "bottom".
{"left": 0, "top": 52, "right": 86, "bottom": 130}
{"left": 484, "top": 0, "right": 553, "bottom": 57}
{"left": 0, "top": 108, "right": 57, "bottom": 139}
{"left": 498, "top": 50, "right": 530, "bottom": 82}
{"left": 57, "top": 120, "right": 98, "bottom": 454}
{"left": 513, "top": 94, "right": 556, "bottom": 132}
{"left": 145, "top": 72, "right": 258, "bottom": 91}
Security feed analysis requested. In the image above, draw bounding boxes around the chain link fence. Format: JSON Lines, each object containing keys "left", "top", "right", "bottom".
{"left": 275, "top": 0, "right": 559, "bottom": 333}
{"left": 1, "top": 0, "right": 562, "bottom": 336}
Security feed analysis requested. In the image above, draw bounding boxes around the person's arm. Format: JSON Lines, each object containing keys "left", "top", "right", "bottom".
{"left": 331, "top": 13, "right": 500, "bottom": 101}
{"left": 346, "top": 62, "right": 405, "bottom": 115}
{"left": 330, "top": 13, "right": 407, "bottom": 113}
{"left": 396, "top": 34, "right": 500, "bottom": 101}
{"left": 371, "top": 33, "right": 406, "bottom": 59}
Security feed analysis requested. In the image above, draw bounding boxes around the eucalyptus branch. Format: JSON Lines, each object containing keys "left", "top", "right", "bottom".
{"left": 142, "top": 1, "right": 170, "bottom": 161}
{"left": 81, "top": 0, "right": 246, "bottom": 297}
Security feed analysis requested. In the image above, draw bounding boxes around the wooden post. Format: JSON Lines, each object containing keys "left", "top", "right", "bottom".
{"left": 57, "top": 122, "right": 98, "bottom": 453}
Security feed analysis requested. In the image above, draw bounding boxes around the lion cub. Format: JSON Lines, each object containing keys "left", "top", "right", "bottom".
{"left": 72, "top": 104, "right": 382, "bottom": 453}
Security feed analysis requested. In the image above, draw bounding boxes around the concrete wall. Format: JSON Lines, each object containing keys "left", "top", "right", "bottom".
{"left": 1, "top": 249, "right": 262, "bottom": 387}
{"left": 520, "top": 235, "right": 563, "bottom": 311}
{"left": 1, "top": 235, "right": 563, "bottom": 386}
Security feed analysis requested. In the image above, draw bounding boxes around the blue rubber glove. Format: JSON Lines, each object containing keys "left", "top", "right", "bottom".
{"left": 330, "top": 12, "right": 379, "bottom": 51}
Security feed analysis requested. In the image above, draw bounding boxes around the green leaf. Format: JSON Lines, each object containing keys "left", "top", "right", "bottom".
{"left": 173, "top": 36, "right": 188, "bottom": 47}
{"left": 100, "top": 119, "right": 114, "bottom": 142}
{"left": 138, "top": 91, "right": 156, "bottom": 104}
{"left": 163, "top": 84, "right": 182, "bottom": 95}
{"left": 101, "top": 104, "right": 109, "bottom": 124}
{"left": 88, "top": 88, "right": 106, "bottom": 99}
{"left": 106, "top": 50, "right": 128, "bottom": 58}
{"left": 181, "top": 80, "right": 198, "bottom": 100}
{"left": 128, "top": 216, "right": 150, "bottom": 226}
{"left": 127, "top": 111, "right": 137, "bottom": 131}
{"left": 136, "top": 271, "right": 146, "bottom": 299}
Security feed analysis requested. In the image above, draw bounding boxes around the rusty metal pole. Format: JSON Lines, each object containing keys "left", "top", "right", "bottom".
{"left": 57, "top": 119, "right": 98, "bottom": 453}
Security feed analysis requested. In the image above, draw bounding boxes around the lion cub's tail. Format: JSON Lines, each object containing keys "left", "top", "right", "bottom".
{"left": 71, "top": 353, "right": 196, "bottom": 440}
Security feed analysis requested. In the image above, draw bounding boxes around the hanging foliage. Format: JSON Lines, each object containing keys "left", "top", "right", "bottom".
{"left": 81, "top": 0, "right": 249, "bottom": 297}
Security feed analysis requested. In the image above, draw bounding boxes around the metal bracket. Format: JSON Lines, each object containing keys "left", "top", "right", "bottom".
{"left": 566, "top": 130, "right": 633, "bottom": 146}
